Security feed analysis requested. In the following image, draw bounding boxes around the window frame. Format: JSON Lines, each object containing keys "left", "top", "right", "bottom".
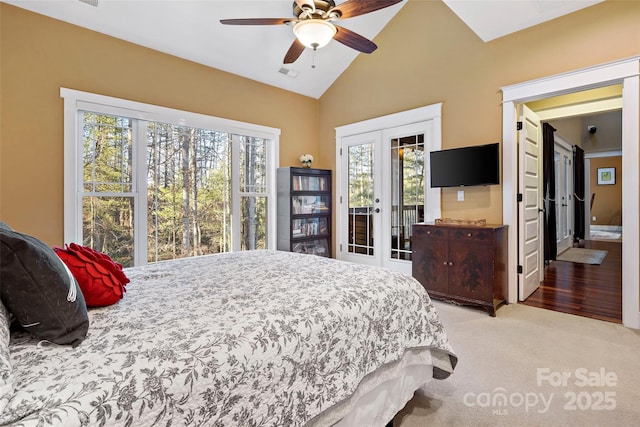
{"left": 61, "top": 88, "right": 280, "bottom": 264}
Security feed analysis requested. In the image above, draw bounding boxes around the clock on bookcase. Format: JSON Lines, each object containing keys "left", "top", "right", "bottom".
{"left": 277, "top": 167, "right": 332, "bottom": 257}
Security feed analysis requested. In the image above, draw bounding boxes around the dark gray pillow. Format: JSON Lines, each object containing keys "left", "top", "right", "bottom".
{"left": 0, "top": 226, "right": 89, "bottom": 347}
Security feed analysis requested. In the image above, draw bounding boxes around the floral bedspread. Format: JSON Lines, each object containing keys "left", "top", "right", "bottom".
{"left": 2, "top": 250, "right": 456, "bottom": 426}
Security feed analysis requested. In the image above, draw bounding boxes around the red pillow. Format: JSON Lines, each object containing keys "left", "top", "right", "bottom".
{"left": 54, "top": 243, "right": 129, "bottom": 307}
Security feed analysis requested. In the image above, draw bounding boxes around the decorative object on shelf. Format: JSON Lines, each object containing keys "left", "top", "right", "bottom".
{"left": 597, "top": 167, "right": 615, "bottom": 185}
{"left": 435, "top": 218, "right": 487, "bottom": 227}
{"left": 299, "top": 153, "right": 314, "bottom": 168}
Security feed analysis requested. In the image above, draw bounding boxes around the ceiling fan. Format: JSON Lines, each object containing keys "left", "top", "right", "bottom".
{"left": 220, "top": 0, "right": 403, "bottom": 64}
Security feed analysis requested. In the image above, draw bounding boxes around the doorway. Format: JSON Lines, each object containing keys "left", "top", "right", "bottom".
{"left": 521, "top": 110, "right": 623, "bottom": 323}
{"left": 501, "top": 56, "right": 640, "bottom": 329}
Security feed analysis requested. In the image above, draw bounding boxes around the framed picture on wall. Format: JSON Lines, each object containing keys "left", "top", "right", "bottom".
{"left": 597, "top": 167, "right": 615, "bottom": 185}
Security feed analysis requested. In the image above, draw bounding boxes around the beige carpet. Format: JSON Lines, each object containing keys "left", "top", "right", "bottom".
{"left": 394, "top": 302, "right": 640, "bottom": 427}
{"left": 556, "top": 248, "right": 607, "bottom": 265}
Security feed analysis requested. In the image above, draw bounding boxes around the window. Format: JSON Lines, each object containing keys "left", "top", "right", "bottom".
{"left": 62, "top": 89, "right": 279, "bottom": 267}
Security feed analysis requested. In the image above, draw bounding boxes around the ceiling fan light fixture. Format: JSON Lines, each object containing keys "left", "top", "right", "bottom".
{"left": 293, "top": 20, "right": 336, "bottom": 50}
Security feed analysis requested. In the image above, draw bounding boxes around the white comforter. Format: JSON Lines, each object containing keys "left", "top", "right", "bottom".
{"left": 3, "top": 250, "right": 456, "bottom": 426}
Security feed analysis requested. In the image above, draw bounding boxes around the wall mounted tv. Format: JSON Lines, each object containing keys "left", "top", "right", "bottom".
{"left": 430, "top": 143, "right": 500, "bottom": 188}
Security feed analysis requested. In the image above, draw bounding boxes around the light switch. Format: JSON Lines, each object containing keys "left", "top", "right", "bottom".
{"left": 457, "top": 190, "right": 464, "bottom": 201}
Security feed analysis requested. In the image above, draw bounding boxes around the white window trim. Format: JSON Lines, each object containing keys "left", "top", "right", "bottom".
{"left": 61, "top": 87, "right": 280, "bottom": 261}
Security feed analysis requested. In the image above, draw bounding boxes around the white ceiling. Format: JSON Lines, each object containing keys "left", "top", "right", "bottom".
{"left": 3, "top": 0, "right": 605, "bottom": 99}
{"left": 443, "top": 0, "right": 604, "bottom": 42}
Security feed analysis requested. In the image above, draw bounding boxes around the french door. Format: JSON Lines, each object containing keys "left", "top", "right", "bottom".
{"left": 338, "top": 121, "right": 435, "bottom": 275}
{"left": 340, "top": 131, "right": 383, "bottom": 267}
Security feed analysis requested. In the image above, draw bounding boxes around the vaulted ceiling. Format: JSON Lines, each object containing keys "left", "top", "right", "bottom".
{"left": 2, "top": 0, "right": 604, "bottom": 98}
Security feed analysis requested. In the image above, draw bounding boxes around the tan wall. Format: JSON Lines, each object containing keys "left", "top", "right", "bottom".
{"left": 319, "top": 0, "right": 640, "bottom": 225}
{"left": 2, "top": 1, "right": 640, "bottom": 249}
{"left": 0, "top": 4, "right": 319, "bottom": 245}
{"left": 590, "top": 156, "right": 623, "bottom": 226}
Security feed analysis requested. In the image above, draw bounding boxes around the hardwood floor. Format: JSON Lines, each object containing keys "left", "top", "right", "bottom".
{"left": 521, "top": 240, "right": 622, "bottom": 323}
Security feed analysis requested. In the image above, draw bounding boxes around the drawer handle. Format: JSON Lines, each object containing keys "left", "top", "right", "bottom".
{"left": 443, "top": 261, "right": 447, "bottom": 265}
{"left": 449, "top": 261, "right": 454, "bottom": 266}
{"left": 467, "top": 233, "right": 472, "bottom": 237}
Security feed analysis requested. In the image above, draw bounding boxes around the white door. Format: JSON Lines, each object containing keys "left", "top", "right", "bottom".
{"left": 554, "top": 137, "right": 573, "bottom": 254}
{"left": 338, "top": 122, "right": 433, "bottom": 274}
{"left": 518, "top": 105, "right": 544, "bottom": 300}
{"left": 339, "top": 131, "right": 383, "bottom": 267}
{"left": 381, "top": 122, "right": 431, "bottom": 274}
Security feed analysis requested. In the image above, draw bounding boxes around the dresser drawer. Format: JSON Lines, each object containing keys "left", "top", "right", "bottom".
{"left": 448, "top": 228, "right": 493, "bottom": 243}
{"left": 412, "top": 225, "right": 448, "bottom": 242}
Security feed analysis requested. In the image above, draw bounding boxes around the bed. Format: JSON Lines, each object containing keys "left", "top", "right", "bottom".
{"left": 1, "top": 249, "right": 457, "bottom": 426}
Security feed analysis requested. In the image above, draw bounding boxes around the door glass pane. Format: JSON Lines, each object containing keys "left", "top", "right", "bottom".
{"left": 293, "top": 175, "right": 327, "bottom": 191}
{"left": 292, "top": 239, "right": 329, "bottom": 257}
{"left": 292, "top": 195, "right": 330, "bottom": 214}
{"left": 348, "top": 144, "right": 374, "bottom": 255}
{"left": 292, "top": 217, "right": 329, "bottom": 237}
{"left": 390, "top": 134, "right": 425, "bottom": 260}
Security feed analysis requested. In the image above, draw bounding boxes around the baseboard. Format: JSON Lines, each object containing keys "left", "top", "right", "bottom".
{"left": 591, "top": 225, "right": 622, "bottom": 232}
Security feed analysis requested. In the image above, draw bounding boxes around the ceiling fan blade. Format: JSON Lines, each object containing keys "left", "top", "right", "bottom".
{"left": 220, "top": 18, "right": 291, "bottom": 26}
{"left": 283, "top": 39, "right": 306, "bottom": 64}
{"left": 332, "top": 0, "right": 403, "bottom": 19}
{"left": 334, "top": 26, "right": 377, "bottom": 54}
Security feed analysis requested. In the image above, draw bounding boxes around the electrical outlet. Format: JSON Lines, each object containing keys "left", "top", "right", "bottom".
{"left": 592, "top": 216, "right": 597, "bottom": 221}
{"left": 457, "top": 190, "right": 464, "bottom": 202}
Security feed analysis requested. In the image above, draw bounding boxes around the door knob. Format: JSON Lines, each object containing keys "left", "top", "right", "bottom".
{"left": 375, "top": 208, "right": 380, "bottom": 213}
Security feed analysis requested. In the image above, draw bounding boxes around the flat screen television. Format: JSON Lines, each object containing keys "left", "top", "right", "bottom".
{"left": 430, "top": 143, "right": 500, "bottom": 188}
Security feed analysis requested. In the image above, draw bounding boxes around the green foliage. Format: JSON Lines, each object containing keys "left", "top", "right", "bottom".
{"left": 81, "top": 113, "right": 267, "bottom": 266}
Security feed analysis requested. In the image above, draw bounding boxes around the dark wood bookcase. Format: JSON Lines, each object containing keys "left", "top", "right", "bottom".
{"left": 411, "top": 223, "right": 508, "bottom": 316}
{"left": 277, "top": 167, "right": 332, "bottom": 257}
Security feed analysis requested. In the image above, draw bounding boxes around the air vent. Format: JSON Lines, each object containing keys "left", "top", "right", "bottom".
{"left": 278, "top": 67, "right": 298, "bottom": 78}
{"left": 78, "top": 0, "right": 99, "bottom": 6}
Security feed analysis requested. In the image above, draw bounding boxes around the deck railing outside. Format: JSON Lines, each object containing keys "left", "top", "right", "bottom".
{"left": 348, "top": 205, "right": 424, "bottom": 259}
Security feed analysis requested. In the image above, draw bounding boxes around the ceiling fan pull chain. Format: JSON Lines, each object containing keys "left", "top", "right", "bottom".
{"left": 312, "top": 50, "right": 316, "bottom": 69}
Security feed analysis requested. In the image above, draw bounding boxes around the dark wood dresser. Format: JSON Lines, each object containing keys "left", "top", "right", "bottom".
{"left": 411, "top": 223, "right": 508, "bottom": 316}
